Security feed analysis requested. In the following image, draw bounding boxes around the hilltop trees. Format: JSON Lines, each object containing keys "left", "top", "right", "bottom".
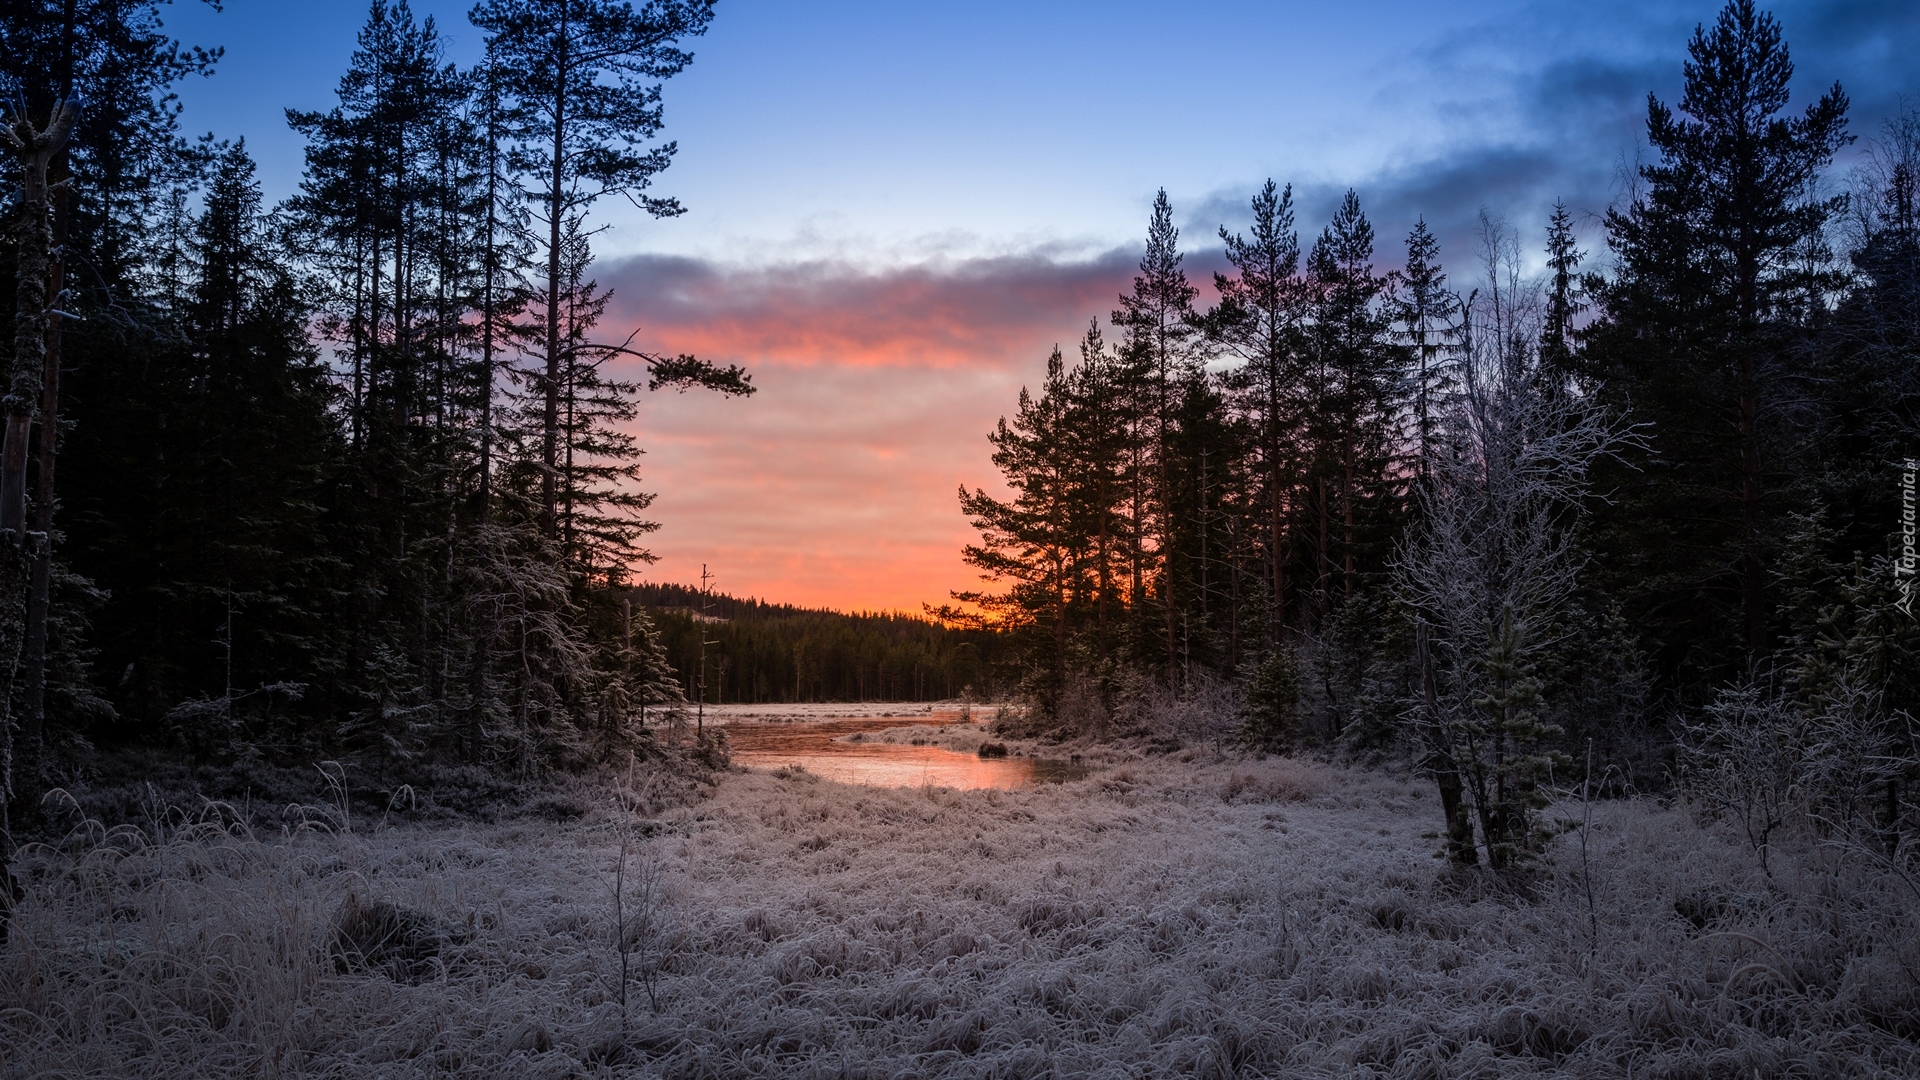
{"left": 639, "top": 584, "right": 1002, "bottom": 706}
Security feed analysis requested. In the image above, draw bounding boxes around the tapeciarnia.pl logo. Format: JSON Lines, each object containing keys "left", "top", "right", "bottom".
{"left": 1900, "top": 458, "right": 1917, "bottom": 618}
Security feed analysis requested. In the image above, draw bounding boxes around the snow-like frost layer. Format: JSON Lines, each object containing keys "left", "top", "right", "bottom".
{"left": 4, "top": 753, "right": 1917, "bottom": 1077}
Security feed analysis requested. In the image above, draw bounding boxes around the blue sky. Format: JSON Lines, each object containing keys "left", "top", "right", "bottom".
{"left": 157, "top": 0, "right": 1919, "bottom": 608}
{"left": 167, "top": 0, "right": 1918, "bottom": 268}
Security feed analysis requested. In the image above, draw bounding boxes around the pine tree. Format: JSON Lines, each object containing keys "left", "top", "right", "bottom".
{"left": 946, "top": 347, "right": 1085, "bottom": 709}
{"left": 469, "top": 0, "right": 736, "bottom": 540}
{"left": 1538, "top": 200, "right": 1584, "bottom": 394}
{"left": 1113, "top": 190, "right": 1200, "bottom": 679}
{"left": 285, "top": 1, "right": 506, "bottom": 755}
{"left": 1585, "top": 0, "right": 1851, "bottom": 688}
{"left": 1210, "top": 180, "right": 1306, "bottom": 644}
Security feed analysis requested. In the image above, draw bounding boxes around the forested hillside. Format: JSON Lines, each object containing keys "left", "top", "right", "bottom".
{"left": 632, "top": 583, "right": 1005, "bottom": 704}
{"left": 948, "top": 3, "right": 1917, "bottom": 867}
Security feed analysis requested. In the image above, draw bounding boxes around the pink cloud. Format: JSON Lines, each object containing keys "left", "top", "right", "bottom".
{"left": 601, "top": 251, "right": 1136, "bottom": 369}
{"left": 595, "top": 251, "right": 1138, "bottom": 612}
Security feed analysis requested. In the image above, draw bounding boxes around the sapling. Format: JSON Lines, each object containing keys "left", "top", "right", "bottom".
{"left": 1579, "top": 741, "right": 1599, "bottom": 978}
{"left": 1679, "top": 683, "right": 1805, "bottom": 876}
{"left": 609, "top": 829, "right": 667, "bottom": 1026}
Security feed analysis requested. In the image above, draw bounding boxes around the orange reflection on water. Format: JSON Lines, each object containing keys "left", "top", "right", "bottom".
{"left": 722, "top": 716, "right": 1084, "bottom": 790}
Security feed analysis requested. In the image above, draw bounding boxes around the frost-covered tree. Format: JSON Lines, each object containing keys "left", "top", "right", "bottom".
{"left": 1397, "top": 225, "right": 1638, "bottom": 868}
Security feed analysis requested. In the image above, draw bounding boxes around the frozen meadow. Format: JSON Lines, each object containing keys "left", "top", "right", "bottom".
{"left": 3, "top": 742, "right": 1918, "bottom": 1078}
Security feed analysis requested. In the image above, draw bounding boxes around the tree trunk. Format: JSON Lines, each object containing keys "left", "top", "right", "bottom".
{"left": 1738, "top": 354, "right": 1765, "bottom": 663}
{"left": 1315, "top": 477, "right": 1330, "bottom": 617}
{"left": 18, "top": 154, "right": 68, "bottom": 811}
{"left": 1157, "top": 356, "right": 1176, "bottom": 682}
{"left": 1417, "top": 620, "right": 1476, "bottom": 867}
{"left": 541, "top": 19, "right": 569, "bottom": 542}
{"left": 1342, "top": 439, "right": 1355, "bottom": 602}
{"left": 1, "top": 97, "right": 78, "bottom": 944}
{"left": 1269, "top": 400, "right": 1286, "bottom": 645}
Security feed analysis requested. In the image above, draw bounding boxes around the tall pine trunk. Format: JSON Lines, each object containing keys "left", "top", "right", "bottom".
{"left": 1, "top": 97, "right": 78, "bottom": 943}
{"left": 541, "top": 14, "right": 570, "bottom": 543}
{"left": 18, "top": 155, "right": 68, "bottom": 809}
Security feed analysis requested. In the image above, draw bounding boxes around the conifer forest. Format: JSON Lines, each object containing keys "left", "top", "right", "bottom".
{"left": 1, "top": 1, "right": 1919, "bottom": 1076}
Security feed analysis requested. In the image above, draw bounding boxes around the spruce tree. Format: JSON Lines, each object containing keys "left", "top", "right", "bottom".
{"left": 1394, "top": 217, "right": 1463, "bottom": 491}
{"left": 1060, "top": 322, "right": 1140, "bottom": 666}
{"left": 1538, "top": 200, "right": 1584, "bottom": 395}
{"left": 1821, "top": 108, "right": 1920, "bottom": 562}
{"left": 62, "top": 142, "right": 339, "bottom": 746}
{"left": 1305, "top": 190, "right": 1396, "bottom": 612}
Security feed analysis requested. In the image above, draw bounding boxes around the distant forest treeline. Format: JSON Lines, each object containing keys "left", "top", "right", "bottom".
{"left": 631, "top": 584, "right": 1006, "bottom": 704}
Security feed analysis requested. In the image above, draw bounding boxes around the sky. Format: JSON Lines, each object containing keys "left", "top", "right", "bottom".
{"left": 160, "top": 0, "right": 1919, "bottom": 612}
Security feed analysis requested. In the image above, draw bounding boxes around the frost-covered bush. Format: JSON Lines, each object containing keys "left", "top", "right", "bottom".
{"left": 1682, "top": 671, "right": 1920, "bottom": 875}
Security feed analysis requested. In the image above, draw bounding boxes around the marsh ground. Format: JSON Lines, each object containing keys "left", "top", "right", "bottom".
{"left": 3, "top": 733, "right": 1916, "bottom": 1078}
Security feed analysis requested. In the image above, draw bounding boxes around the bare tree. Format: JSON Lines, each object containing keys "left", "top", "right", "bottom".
{"left": 1397, "top": 216, "right": 1638, "bottom": 869}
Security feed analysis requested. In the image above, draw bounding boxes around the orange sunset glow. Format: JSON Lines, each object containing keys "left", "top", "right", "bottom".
{"left": 607, "top": 252, "right": 1141, "bottom": 611}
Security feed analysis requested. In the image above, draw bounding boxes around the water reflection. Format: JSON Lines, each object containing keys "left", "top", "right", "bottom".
{"left": 723, "top": 716, "right": 1088, "bottom": 790}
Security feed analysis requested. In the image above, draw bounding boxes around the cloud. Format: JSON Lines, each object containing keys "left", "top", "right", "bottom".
{"left": 1193, "top": 0, "right": 1914, "bottom": 278}
{"left": 597, "top": 251, "right": 1141, "bottom": 611}
{"left": 600, "top": 249, "right": 1137, "bottom": 371}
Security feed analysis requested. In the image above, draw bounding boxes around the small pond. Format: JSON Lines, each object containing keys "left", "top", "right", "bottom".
{"left": 721, "top": 715, "right": 1089, "bottom": 790}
